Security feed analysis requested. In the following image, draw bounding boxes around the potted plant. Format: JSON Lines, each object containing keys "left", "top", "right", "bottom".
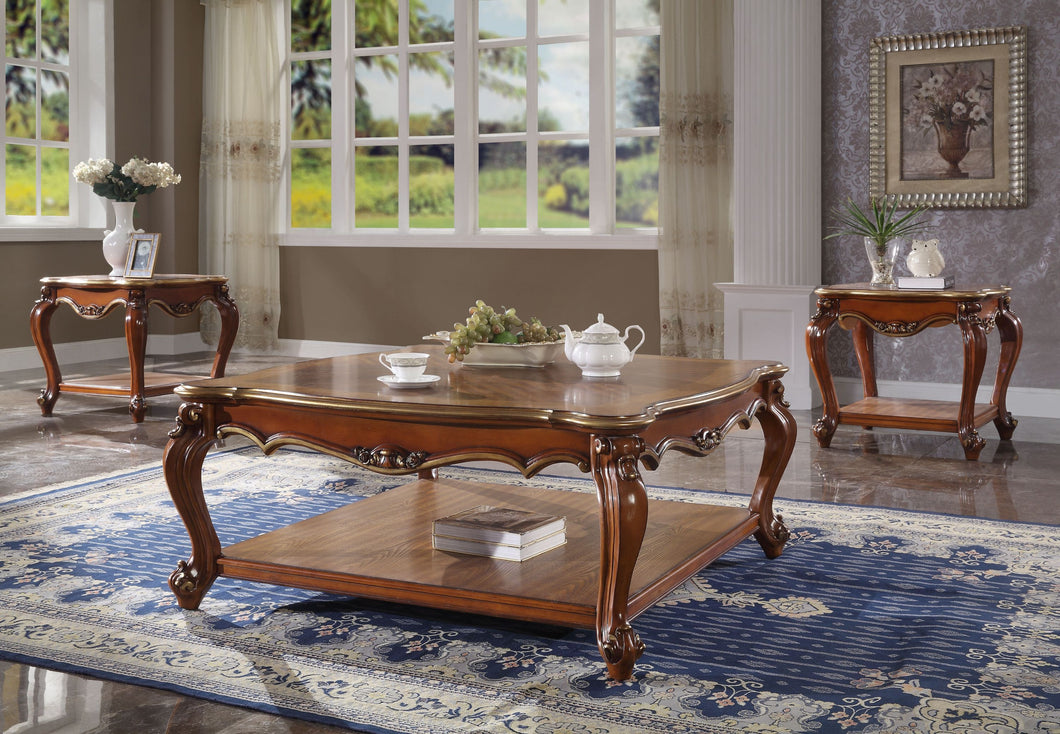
{"left": 825, "top": 197, "right": 932, "bottom": 285}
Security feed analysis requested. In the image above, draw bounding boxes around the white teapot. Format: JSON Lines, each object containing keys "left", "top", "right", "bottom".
{"left": 560, "top": 313, "right": 645, "bottom": 378}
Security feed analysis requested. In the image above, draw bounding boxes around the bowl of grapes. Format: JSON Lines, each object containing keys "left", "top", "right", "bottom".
{"left": 424, "top": 300, "right": 565, "bottom": 367}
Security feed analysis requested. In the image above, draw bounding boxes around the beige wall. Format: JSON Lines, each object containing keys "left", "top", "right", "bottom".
{"left": 280, "top": 247, "right": 661, "bottom": 352}
{"left": 1, "top": 0, "right": 202, "bottom": 351}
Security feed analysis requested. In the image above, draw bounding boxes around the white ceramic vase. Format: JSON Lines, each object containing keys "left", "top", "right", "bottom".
{"left": 102, "top": 200, "right": 142, "bottom": 276}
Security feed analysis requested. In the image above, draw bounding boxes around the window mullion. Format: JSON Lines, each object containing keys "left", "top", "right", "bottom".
{"left": 454, "top": 0, "right": 474, "bottom": 235}
{"left": 525, "top": 0, "right": 538, "bottom": 230}
{"left": 589, "top": 0, "right": 615, "bottom": 234}
{"left": 398, "top": 0, "right": 410, "bottom": 231}
{"left": 331, "top": 0, "right": 350, "bottom": 232}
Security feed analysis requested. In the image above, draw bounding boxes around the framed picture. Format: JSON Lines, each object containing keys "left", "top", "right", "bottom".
{"left": 123, "top": 233, "right": 160, "bottom": 278}
{"left": 869, "top": 26, "right": 1027, "bottom": 208}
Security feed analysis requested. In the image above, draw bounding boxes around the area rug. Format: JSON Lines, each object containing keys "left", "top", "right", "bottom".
{"left": 0, "top": 446, "right": 1057, "bottom": 733}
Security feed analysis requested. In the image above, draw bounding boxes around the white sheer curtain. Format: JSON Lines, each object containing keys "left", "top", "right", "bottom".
{"left": 199, "top": 0, "right": 285, "bottom": 351}
{"left": 657, "top": 0, "right": 734, "bottom": 359}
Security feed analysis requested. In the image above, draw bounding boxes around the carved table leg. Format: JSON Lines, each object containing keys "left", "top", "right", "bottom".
{"left": 590, "top": 435, "right": 648, "bottom": 681}
{"left": 957, "top": 302, "right": 989, "bottom": 460}
{"left": 29, "top": 287, "right": 61, "bottom": 416}
{"left": 125, "top": 289, "right": 149, "bottom": 423}
{"left": 749, "top": 379, "right": 795, "bottom": 558}
{"left": 991, "top": 296, "right": 1022, "bottom": 440}
{"left": 209, "top": 284, "right": 240, "bottom": 378}
{"left": 850, "top": 319, "right": 879, "bottom": 399}
{"left": 164, "top": 403, "right": 223, "bottom": 609}
{"left": 806, "top": 298, "right": 839, "bottom": 447}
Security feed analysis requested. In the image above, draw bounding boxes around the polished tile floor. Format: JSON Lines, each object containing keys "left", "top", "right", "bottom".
{"left": 1, "top": 352, "right": 1057, "bottom": 732}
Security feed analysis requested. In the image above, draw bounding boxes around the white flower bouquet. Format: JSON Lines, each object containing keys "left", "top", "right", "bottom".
{"left": 73, "top": 157, "right": 181, "bottom": 202}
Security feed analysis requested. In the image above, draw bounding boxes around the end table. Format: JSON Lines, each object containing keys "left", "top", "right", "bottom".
{"left": 805, "top": 283, "right": 1022, "bottom": 460}
{"left": 30, "top": 275, "right": 239, "bottom": 423}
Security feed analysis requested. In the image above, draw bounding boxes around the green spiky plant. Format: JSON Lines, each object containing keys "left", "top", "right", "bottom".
{"left": 825, "top": 198, "right": 932, "bottom": 256}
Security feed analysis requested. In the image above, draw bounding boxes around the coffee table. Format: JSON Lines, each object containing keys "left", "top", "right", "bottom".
{"left": 164, "top": 348, "right": 795, "bottom": 680}
{"left": 30, "top": 275, "right": 239, "bottom": 422}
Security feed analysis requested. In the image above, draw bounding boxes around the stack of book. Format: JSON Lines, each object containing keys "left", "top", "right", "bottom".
{"left": 432, "top": 505, "right": 566, "bottom": 561}
{"left": 896, "top": 275, "right": 955, "bottom": 290}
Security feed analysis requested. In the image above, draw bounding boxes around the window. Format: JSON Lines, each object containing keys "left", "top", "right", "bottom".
{"left": 2, "top": 0, "right": 109, "bottom": 234}
{"left": 288, "top": 0, "right": 659, "bottom": 247}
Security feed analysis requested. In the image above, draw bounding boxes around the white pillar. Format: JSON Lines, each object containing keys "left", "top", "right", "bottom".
{"left": 718, "top": 0, "right": 822, "bottom": 410}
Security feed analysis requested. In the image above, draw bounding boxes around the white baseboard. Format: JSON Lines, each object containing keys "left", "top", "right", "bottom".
{"left": 833, "top": 377, "right": 1060, "bottom": 420}
{"left": 0, "top": 332, "right": 207, "bottom": 372}
{"left": 273, "top": 339, "right": 394, "bottom": 359}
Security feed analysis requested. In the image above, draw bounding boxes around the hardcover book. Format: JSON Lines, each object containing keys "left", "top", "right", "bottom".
{"left": 432, "top": 505, "right": 565, "bottom": 545}
{"left": 431, "top": 530, "right": 566, "bottom": 562}
{"left": 896, "top": 275, "right": 955, "bottom": 290}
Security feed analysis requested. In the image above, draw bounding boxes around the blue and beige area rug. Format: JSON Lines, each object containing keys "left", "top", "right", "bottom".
{"left": 0, "top": 446, "right": 1057, "bottom": 733}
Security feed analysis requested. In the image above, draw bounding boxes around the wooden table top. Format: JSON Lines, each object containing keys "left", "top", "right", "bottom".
{"left": 175, "top": 346, "right": 788, "bottom": 430}
{"left": 815, "top": 283, "right": 1010, "bottom": 300}
{"left": 40, "top": 274, "right": 228, "bottom": 288}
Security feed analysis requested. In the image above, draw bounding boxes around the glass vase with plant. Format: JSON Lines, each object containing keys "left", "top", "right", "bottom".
{"left": 826, "top": 197, "right": 932, "bottom": 285}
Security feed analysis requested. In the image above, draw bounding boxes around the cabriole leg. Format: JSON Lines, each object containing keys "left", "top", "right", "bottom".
{"left": 164, "top": 402, "right": 222, "bottom": 609}
{"left": 591, "top": 435, "right": 648, "bottom": 680}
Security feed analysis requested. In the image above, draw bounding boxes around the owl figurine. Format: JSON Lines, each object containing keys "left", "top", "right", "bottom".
{"left": 906, "top": 239, "right": 945, "bottom": 278}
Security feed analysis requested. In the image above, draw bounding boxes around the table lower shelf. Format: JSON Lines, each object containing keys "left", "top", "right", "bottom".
{"left": 219, "top": 477, "right": 758, "bottom": 629}
{"left": 60, "top": 371, "right": 200, "bottom": 397}
{"left": 838, "top": 396, "right": 999, "bottom": 432}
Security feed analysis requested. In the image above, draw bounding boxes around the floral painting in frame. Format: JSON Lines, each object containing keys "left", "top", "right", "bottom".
{"left": 868, "top": 26, "right": 1027, "bottom": 209}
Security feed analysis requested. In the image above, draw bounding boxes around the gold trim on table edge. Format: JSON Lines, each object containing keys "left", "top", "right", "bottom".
{"left": 173, "top": 363, "right": 789, "bottom": 432}
{"left": 40, "top": 274, "right": 229, "bottom": 287}
{"left": 814, "top": 284, "right": 1010, "bottom": 299}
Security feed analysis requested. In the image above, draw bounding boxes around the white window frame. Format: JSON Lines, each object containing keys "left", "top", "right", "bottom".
{"left": 285, "top": 0, "right": 659, "bottom": 251}
{"left": 0, "top": 0, "right": 112, "bottom": 241}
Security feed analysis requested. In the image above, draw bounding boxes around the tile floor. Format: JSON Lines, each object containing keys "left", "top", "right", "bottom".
{"left": 1, "top": 352, "right": 1057, "bottom": 732}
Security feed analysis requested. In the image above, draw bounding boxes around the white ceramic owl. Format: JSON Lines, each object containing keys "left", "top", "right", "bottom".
{"left": 906, "top": 239, "right": 945, "bottom": 278}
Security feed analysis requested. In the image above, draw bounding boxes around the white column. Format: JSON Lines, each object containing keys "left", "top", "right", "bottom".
{"left": 718, "top": 0, "right": 822, "bottom": 410}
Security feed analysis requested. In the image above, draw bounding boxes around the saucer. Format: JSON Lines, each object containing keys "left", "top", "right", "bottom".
{"left": 378, "top": 374, "right": 441, "bottom": 389}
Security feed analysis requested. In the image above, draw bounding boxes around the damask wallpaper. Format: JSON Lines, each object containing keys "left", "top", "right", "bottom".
{"left": 821, "top": 0, "right": 1058, "bottom": 390}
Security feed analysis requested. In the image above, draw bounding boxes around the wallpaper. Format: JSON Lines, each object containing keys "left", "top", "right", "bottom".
{"left": 821, "top": 0, "right": 1058, "bottom": 389}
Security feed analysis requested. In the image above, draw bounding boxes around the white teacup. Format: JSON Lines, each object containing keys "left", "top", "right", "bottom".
{"left": 379, "top": 351, "right": 430, "bottom": 381}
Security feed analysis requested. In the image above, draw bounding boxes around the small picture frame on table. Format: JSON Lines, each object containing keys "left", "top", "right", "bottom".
{"left": 124, "top": 233, "right": 160, "bottom": 278}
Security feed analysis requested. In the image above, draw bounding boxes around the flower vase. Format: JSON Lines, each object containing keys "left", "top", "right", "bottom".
{"left": 864, "top": 238, "right": 901, "bottom": 286}
{"left": 102, "top": 201, "right": 141, "bottom": 276}
{"left": 934, "top": 120, "right": 972, "bottom": 179}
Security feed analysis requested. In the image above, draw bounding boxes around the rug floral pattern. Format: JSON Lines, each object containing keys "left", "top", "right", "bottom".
{"left": 0, "top": 447, "right": 1056, "bottom": 733}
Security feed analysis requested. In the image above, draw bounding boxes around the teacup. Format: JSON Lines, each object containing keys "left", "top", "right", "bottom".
{"left": 379, "top": 351, "right": 430, "bottom": 381}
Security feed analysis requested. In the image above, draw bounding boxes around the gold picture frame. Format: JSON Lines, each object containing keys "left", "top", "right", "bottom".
{"left": 123, "top": 233, "right": 160, "bottom": 278}
{"left": 869, "top": 25, "right": 1027, "bottom": 209}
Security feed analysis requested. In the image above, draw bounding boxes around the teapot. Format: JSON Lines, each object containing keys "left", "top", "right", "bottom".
{"left": 560, "top": 314, "right": 645, "bottom": 378}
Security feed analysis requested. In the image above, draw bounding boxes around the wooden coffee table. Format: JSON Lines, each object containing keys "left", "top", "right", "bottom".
{"left": 30, "top": 275, "right": 239, "bottom": 422}
{"left": 163, "top": 348, "right": 795, "bottom": 680}
{"left": 806, "top": 283, "right": 1022, "bottom": 460}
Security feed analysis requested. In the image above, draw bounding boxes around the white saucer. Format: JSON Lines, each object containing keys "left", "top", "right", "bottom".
{"left": 378, "top": 374, "right": 441, "bottom": 389}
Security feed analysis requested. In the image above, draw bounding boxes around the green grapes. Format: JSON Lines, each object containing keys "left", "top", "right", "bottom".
{"left": 444, "top": 300, "right": 561, "bottom": 362}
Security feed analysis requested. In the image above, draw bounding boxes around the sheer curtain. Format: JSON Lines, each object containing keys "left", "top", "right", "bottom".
{"left": 657, "top": 0, "right": 734, "bottom": 359}
{"left": 199, "top": 0, "right": 285, "bottom": 351}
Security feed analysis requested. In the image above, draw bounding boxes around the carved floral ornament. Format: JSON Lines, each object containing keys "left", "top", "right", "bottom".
{"left": 660, "top": 91, "right": 732, "bottom": 166}
{"left": 200, "top": 120, "right": 284, "bottom": 182}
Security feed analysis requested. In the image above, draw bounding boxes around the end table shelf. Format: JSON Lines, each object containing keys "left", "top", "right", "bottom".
{"left": 60, "top": 371, "right": 196, "bottom": 396}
